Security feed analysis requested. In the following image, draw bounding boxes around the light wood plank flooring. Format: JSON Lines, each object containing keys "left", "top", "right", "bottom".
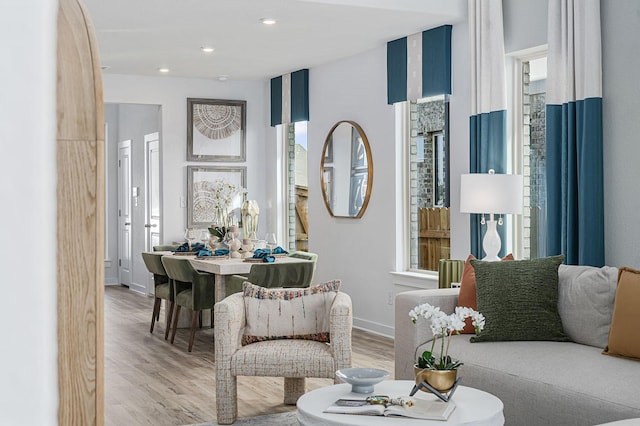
{"left": 105, "top": 285, "right": 395, "bottom": 425}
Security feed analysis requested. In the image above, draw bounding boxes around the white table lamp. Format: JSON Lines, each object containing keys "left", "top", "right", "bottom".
{"left": 460, "top": 170, "right": 523, "bottom": 261}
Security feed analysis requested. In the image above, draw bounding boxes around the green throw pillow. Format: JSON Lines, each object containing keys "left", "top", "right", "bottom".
{"left": 470, "top": 255, "right": 569, "bottom": 343}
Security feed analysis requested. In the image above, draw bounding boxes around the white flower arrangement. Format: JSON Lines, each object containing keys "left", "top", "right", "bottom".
{"left": 409, "top": 303, "right": 485, "bottom": 370}
{"left": 205, "top": 179, "right": 246, "bottom": 241}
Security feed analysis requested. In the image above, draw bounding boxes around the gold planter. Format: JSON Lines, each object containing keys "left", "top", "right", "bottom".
{"left": 414, "top": 366, "right": 457, "bottom": 393}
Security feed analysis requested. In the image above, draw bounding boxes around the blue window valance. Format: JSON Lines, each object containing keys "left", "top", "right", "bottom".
{"left": 270, "top": 68, "right": 309, "bottom": 126}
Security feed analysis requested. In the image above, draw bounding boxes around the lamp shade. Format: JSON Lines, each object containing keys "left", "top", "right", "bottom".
{"left": 460, "top": 172, "right": 523, "bottom": 214}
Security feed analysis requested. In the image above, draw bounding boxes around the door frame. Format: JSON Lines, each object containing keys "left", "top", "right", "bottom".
{"left": 57, "top": 0, "right": 104, "bottom": 423}
{"left": 144, "top": 131, "right": 161, "bottom": 294}
{"left": 117, "top": 139, "right": 133, "bottom": 288}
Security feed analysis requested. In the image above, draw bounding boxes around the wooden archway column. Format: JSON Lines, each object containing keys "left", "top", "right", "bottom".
{"left": 57, "top": 0, "right": 105, "bottom": 424}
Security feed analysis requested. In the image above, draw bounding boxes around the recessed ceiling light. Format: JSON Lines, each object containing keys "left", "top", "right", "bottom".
{"left": 158, "top": 67, "right": 170, "bottom": 73}
{"left": 217, "top": 75, "right": 229, "bottom": 81}
{"left": 201, "top": 46, "right": 215, "bottom": 53}
{"left": 101, "top": 65, "right": 111, "bottom": 71}
{"left": 260, "top": 18, "right": 276, "bottom": 25}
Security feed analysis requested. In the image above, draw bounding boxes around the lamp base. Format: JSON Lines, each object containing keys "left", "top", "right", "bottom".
{"left": 482, "top": 218, "right": 501, "bottom": 262}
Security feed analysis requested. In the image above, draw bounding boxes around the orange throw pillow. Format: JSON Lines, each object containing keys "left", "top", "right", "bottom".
{"left": 603, "top": 267, "right": 640, "bottom": 360}
{"left": 457, "top": 253, "right": 514, "bottom": 334}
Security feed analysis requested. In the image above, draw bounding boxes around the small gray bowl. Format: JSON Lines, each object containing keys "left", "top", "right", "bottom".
{"left": 335, "top": 368, "right": 390, "bottom": 394}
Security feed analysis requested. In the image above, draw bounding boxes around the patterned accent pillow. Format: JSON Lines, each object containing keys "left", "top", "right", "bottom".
{"left": 241, "top": 280, "right": 341, "bottom": 346}
{"left": 470, "top": 255, "right": 569, "bottom": 343}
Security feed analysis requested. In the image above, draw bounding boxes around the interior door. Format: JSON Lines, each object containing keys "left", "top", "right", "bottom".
{"left": 118, "top": 140, "right": 132, "bottom": 287}
{"left": 144, "top": 132, "right": 161, "bottom": 294}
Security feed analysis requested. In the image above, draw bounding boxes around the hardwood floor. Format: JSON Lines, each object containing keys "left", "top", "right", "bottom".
{"left": 104, "top": 285, "right": 395, "bottom": 425}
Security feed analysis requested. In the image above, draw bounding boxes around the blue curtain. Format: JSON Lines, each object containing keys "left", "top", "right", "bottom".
{"left": 546, "top": 0, "right": 604, "bottom": 266}
{"left": 468, "top": 0, "right": 508, "bottom": 258}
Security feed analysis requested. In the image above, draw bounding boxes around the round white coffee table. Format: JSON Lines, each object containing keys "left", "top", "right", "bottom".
{"left": 297, "top": 380, "right": 504, "bottom": 425}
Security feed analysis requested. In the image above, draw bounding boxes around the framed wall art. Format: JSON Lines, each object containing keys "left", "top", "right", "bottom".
{"left": 187, "top": 98, "right": 246, "bottom": 162}
{"left": 187, "top": 165, "right": 247, "bottom": 228}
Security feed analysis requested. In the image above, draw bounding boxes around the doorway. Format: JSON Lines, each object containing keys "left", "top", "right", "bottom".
{"left": 105, "top": 103, "right": 162, "bottom": 295}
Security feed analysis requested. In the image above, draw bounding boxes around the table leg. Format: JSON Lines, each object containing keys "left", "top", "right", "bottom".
{"left": 214, "top": 274, "right": 226, "bottom": 303}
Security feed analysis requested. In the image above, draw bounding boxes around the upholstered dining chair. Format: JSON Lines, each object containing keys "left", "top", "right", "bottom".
{"left": 225, "top": 260, "right": 315, "bottom": 295}
{"left": 153, "top": 244, "right": 180, "bottom": 252}
{"left": 141, "top": 252, "right": 174, "bottom": 339}
{"left": 288, "top": 250, "right": 318, "bottom": 278}
{"left": 161, "top": 256, "right": 215, "bottom": 352}
{"left": 214, "top": 280, "right": 352, "bottom": 424}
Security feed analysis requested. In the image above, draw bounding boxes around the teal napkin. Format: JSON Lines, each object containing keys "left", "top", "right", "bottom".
{"left": 272, "top": 246, "right": 288, "bottom": 255}
{"left": 175, "top": 243, "right": 190, "bottom": 252}
{"left": 214, "top": 249, "right": 229, "bottom": 256}
{"left": 197, "top": 249, "right": 212, "bottom": 257}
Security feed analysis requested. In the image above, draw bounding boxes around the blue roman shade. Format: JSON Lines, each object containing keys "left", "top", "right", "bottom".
{"left": 386, "top": 25, "right": 452, "bottom": 104}
{"left": 270, "top": 68, "right": 309, "bottom": 126}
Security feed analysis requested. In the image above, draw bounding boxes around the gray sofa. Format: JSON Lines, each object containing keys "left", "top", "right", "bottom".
{"left": 394, "top": 265, "right": 640, "bottom": 426}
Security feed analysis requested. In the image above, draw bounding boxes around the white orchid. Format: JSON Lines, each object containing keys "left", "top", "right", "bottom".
{"left": 410, "top": 302, "right": 485, "bottom": 370}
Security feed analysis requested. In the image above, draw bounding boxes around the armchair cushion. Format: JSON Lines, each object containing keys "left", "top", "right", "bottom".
{"left": 241, "top": 280, "right": 341, "bottom": 345}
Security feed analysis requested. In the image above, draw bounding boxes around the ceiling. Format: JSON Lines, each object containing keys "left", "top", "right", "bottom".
{"left": 84, "top": 0, "right": 466, "bottom": 81}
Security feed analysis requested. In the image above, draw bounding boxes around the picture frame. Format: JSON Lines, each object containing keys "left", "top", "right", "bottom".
{"left": 187, "top": 98, "right": 246, "bottom": 162}
{"left": 187, "top": 165, "right": 247, "bottom": 228}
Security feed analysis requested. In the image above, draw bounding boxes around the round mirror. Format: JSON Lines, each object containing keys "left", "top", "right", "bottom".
{"left": 320, "top": 121, "right": 373, "bottom": 218}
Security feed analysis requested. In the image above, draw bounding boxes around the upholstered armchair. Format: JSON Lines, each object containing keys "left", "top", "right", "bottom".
{"left": 214, "top": 283, "right": 352, "bottom": 424}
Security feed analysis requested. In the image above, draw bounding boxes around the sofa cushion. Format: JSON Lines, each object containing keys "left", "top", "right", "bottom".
{"left": 241, "top": 280, "right": 340, "bottom": 345}
{"left": 457, "top": 253, "right": 514, "bottom": 334}
{"left": 558, "top": 264, "right": 617, "bottom": 348}
{"left": 429, "top": 335, "right": 640, "bottom": 424}
{"left": 470, "top": 255, "right": 569, "bottom": 342}
{"left": 604, "top": 267, "right": 640, "bottom": 360}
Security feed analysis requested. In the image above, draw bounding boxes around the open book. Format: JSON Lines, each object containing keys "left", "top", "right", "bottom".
{"left": 324, "top": 397, "right": 456, "bottom": 421}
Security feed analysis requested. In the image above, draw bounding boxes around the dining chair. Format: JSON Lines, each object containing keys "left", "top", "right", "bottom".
{"left": 141, "top": 252, "right": 174, "bottom": 339}
{"left": 288, "top": 250, "right": 318, "bottom": 279}
{"left": 161, "top": 256, "right": 215, "bottom": 352}
{"left": 225, "top": 260, "right": 315, "bottom": 295}
{"left": 153, "top": 244, "right": 180, "bottom": 252}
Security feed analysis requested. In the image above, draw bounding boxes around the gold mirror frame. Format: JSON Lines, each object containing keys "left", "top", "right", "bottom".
{"left": 320, "top": 120, "right": 373, "bottom": 218}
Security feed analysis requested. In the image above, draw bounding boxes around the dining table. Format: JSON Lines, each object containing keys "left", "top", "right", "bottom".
{"left": 160, "top": 252, "right": 310, "bottom": 303}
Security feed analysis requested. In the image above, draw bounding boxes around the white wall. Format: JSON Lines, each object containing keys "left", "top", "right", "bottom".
{"left": 307, "top": 46, "right": 398, "bottom": 336}
{"left": 0, "top": 1, "right": 58, "bottom": 424}
{"left": 102, "top": 74, "right": 276, "bottom": 248}
{"left": 307, "top": 20, "right": 470, "bottom": 336}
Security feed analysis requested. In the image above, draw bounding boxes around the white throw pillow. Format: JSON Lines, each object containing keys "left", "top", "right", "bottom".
{"left": 557, "top": 264, "right": 617, "bottom": 348}
{"left": 241, "top": 280, "right": 341, "bottom": 345}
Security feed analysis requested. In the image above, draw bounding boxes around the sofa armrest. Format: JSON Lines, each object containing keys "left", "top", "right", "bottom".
{"left": 394, "top": 288, "right": 460, "bottom": 380}
{"left": 214, "top": 293, "right": 246, "bottom": 368}
{"left": 330, "top": 292, "right": 353, "bottom": 372}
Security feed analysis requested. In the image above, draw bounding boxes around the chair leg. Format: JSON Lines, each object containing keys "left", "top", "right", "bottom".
{"left": 284, "top": 377, "right": 306, "bottom": 404}
{"left": 150, "top": 298, "right": 161, "bottom": 333}
{"left": 164, "top": 301, "right": 175, "bottom": 340}
{"left": 216, "top": 373, "right": 238, "bottom": 424}
{"left": 199, "top": 310, "right": 203, "bottom": 329}
{"left": 188, "top": 310, "right": 199, "bottom": 352}
{"left": 170, "top": 305, "right": 181, "bottom": 344}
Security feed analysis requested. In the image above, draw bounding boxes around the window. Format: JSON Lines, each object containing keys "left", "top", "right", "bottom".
{"left": 408, "top": 95, "right": 450, "bottom": 271}
{"left": 284, "top": 121, "right": 309, "bottom": 252}
{"left": 514, "top": 54, "right": 547, "bottom": 259}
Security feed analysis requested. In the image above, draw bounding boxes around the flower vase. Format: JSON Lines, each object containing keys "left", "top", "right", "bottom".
{"left": 414, "top": 366, "right": 457, "bottom": 393}
{"left": 227, "top": 233, "right": 242, "bottom": 258}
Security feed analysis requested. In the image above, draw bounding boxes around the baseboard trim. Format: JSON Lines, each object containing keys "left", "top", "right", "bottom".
{"left": 104, "top": 277, "right": 119, "bottom": 286}
{"left": 353, "top": 317, "right": 394, "bottom": 340}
